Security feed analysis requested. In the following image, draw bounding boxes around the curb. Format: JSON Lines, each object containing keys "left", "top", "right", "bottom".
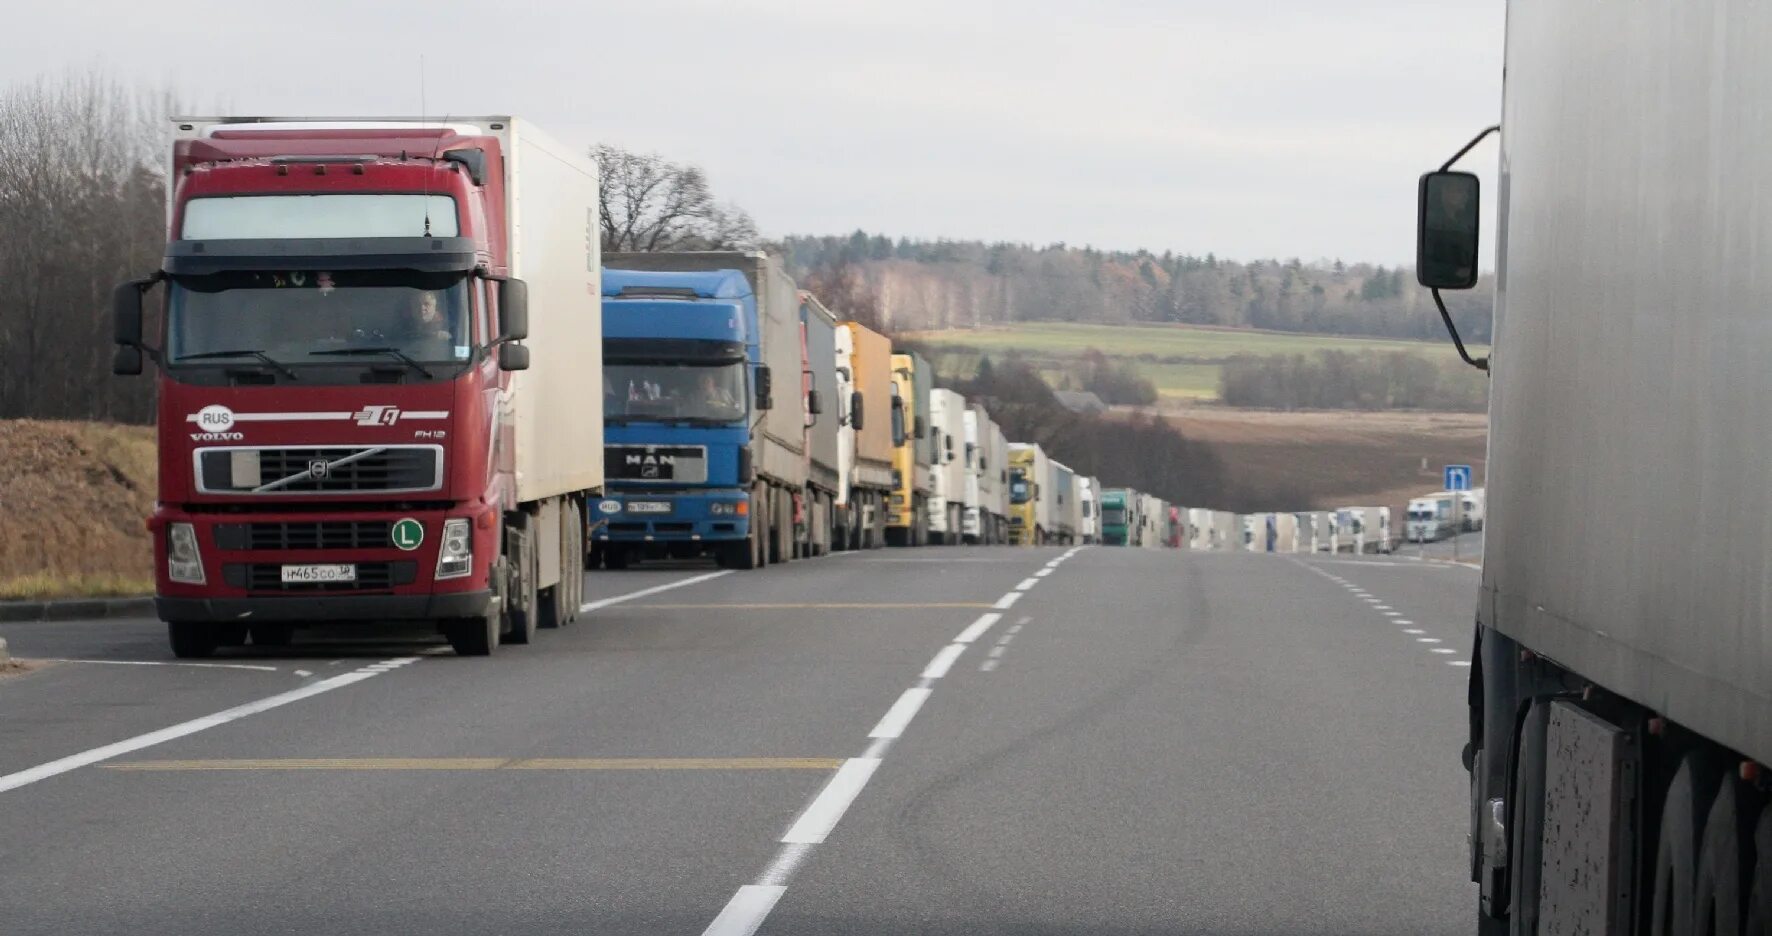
{"left": 0, "top": 597, "right": 155, "bottom": 623}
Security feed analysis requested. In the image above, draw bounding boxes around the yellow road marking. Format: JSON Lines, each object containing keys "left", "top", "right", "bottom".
{"left": 104, "top": 757, "right": 843, "bottom": 772}
{"left": 627, "top": 602, "right": 994, "bottom": 610}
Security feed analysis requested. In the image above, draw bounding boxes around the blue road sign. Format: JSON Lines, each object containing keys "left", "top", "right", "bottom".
{"left": 1445, "top": 464, "right": 1472, "bottom": 492}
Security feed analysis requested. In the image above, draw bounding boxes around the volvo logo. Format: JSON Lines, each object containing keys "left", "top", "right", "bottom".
{"left": 307, "top": 459, "right": 330, "bottom": 479}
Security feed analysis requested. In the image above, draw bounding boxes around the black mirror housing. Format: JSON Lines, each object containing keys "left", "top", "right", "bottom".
{"left": 112, "top": 344, "right": 143, "bottom": 376}
{"left": 498, "top": 342, "right": 530, "bottom": 371}
{"left": 807, "top": 389, "right": 823, "bottom": 416}
{"left": 499, "top": 278, "right": 530, "bottom": 339}
{"left": 850, "top": 392, "right": 865, "bottom": 431}
{"left": 112, "top": 281, "right": 144, "bottom": 346}
{"left": 755, "top": 365, "right": 773, "bottom": 411}
{"left": 1417, "top": 171, "right": 1481, "bottom": 290}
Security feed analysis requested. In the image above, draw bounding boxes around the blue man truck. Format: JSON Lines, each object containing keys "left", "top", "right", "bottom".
{"left": 594, "top": 252, "right": 806, "bottom": 570}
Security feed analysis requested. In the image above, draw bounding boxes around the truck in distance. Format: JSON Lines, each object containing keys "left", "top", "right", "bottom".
{"left": 886, "top": 351, "right": 932, "bottom": 546}
{"left": 926, "top": 388, "right": 967, "bottom": 544}
{"left": 113, "top": 116, "right": 600, "bottom": 657}
{"left": 1007, "top": 442, "right": 1049, "bottom": 545}
{"left": 834, "top": 320, "right": 894, "bottom": 550}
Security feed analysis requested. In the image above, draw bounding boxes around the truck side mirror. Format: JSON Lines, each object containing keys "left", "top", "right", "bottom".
{"left": 111, "top": 280, "right": 147, "bottom": 376}
{"left": 807, "top": 389, "right": 823, "bottom": 417}
{"left": 850, "top": 392, "right": 864, "bottom": 431}
{"left": 755, "top": 365, "right": 773, "bottom": 410}
{"left": 915, "top": 416, "right": 926, "bottom": 439}
{"left": 498, "top": 342, "right": 530, "bottom": 371}
{"left": 1416, "top": 171, "right": 1481, "bottom": 290}
{"left": 498, "top": 278, "right": 530, "bottom": 339}
{"left": 890, "top": 397, "right": 905, "bottom": 446}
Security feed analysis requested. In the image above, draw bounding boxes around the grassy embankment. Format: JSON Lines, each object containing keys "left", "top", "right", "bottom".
{"left": 0, "top": 420, "right": 155, "bottom": 599}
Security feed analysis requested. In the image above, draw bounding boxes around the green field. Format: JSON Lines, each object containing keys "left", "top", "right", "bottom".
{"left": 904, "top": 322, "right": 1481, "bottom": 401}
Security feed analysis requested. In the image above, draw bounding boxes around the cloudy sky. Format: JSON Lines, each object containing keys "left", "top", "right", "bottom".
{"left": 0, "top": 0, "right": 1504, "bottom": 263}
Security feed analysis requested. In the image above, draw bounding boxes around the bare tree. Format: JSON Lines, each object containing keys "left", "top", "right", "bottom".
{"left": 594, "top": 144, "right": 757, "bottom": 253}
{"left": 0, "top": 72, "right": 171, "bottom": 423}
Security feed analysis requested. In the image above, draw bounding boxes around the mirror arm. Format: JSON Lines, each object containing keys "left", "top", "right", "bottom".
{"left": 1439, "top": 124, "right": 1501, "bottom": 172}
{"left": 1432, "top": 289, "right": 1488, "bottom": 372}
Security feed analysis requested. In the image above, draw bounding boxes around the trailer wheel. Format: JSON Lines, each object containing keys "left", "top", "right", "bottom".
{"left": 248, "top": 623, "right": 293, "bottom": 647}
{"left": 1651, "top": 755, "right": 1723, "bottom": 936}
{"left": 167, "top": 622, "right": 219, "bottom": 659}
{"left": 1695, "top": 772, "right": 1750, "bottom": 936}
{"left": 1745, "top": 809, "right": 1772, "bottom": 935}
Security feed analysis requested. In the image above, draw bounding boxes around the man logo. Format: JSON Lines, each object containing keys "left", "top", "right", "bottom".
{"left": 641, "top": 464, "right": 660, "bottom": 479}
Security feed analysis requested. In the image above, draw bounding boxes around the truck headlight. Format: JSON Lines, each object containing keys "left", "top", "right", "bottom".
{"left": 167, "top": 522, "right": 205, "bottom": 585}
{"left": 436, "top": 518, "right": 473, "bottom": 580}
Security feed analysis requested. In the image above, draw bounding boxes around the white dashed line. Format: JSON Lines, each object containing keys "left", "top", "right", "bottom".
{"left": 869, "top": 688, "right": 933, "bottom": 739}
{"left": 1417, "top": 637, "right": 1442, "bottom": 644}
{"left": 1035, "top": 568, "right": 1053, "bottom": 577}
{"left": 1016, "top": 578, "right": 1040, "bottom": 591}
{"left": 921, "top": 644, "right": 967, "bottom": 680}
{"left": 954, "top": 613, "right": 1001, "bottom": 645}
{"left": 703, "top": 885, "right": 786, "bottom": 936}
{"left": 780, "top": 757, "right": 882, "bottom": 844}
{"left": 1404, "top": 629, "right": 1425, "bottom": 634}
{"left": 1432, "top": 648, "right": 1458, "bottom": 654}
{"left": 1449, "top": 661, "right": 1472, "bottom": 667}
{"left": 994, "top": 592, "right": 1023, "bottom": 610}
{"left": 979, "top": 659, "right": 1001, "bottom": 672}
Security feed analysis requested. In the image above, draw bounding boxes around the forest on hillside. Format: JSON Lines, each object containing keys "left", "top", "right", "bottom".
{"left": 781, "top": 232, "right": 1493, "bottom": 344}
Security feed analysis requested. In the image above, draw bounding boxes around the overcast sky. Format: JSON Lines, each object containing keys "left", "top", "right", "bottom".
{"left": 0, "top": 0, "right": 1504, "bottom": 264}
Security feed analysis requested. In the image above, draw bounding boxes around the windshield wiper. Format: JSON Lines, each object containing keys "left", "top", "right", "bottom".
{"left": 175, "top": 349, "right": 299, "bottom": 381}
{"left": 309, "top": 347, "right": 434, "bottom": 379}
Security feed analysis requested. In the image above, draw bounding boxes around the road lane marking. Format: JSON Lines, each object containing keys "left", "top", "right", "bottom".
{"left": 921, "top": 644, "right": 966, "bottom": 680}
{"left": 1417, "top": 637, "right": 1442, "bottom": 643}
{"left": 1016, "top": 577, "right": 1039, "bottom": 590}
{"left": 579, "top": 570, "right": 732, "bottom": 613}
{"left": 993, "top": 592, "right": 1023, "bottom": 609}
{"left": 1384, "top": 611, "right": 1402, "bottom": 617}
{"left": 107, "top": 757, "right": 845, "bottom": 772}
{"left": 0, "top": 659, "right": 415, "bottom": 794}
{"left": 1432, "top": 648, "right": 1458, "bottom": 654}
{"left": 703, "top": 885, "right": 786, "bottom": 936}
{"left": 41, "top": 659, "right": 281, "bottom": 673}
{"left": 987, "top": 646, "right": 1007, "bottom": 659}
{"left": 1449, "top": 660, "right": 1472, "bottom": 667}
{"left": 979, "top": 659, "right": 1001, "bottom": 672}
{"left": 1034, "top": 568, "right": 1053, "bottom": 577}
{"left": 869, "top": 688, "right": 933, "bottom": 739}
{"left": 1404, "top": 628, "right": 1425, "bottom": 634}
{"left": 780, "top": 757, "right": 882, "bottom": 844}
{"left": 629, "top": 602, "right": 993, "bottom": 610}
{"left": 954, "top": 613, "right": 1001, "bottom": 644}
{"left": 1394, "top": 619, "right": 1414, "bottom": 625}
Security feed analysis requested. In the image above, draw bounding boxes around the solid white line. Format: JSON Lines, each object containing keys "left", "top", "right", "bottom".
{"left": 861, "top": 736, "right": 894, "bottom": 760}
{"left": 757, "top": 842, "right": 816, "bottom": 887}
{"left": 0, "top": 661, "right": 410, "bottom": 794}
{"left": 922, "top": 644, "right": 967, "bottom": 680}
{"left": 579, "top": 569, "right": 733, "bottom": 613}
{"left": 869, "top": 688, "right": 933, "bottom": 739}
{"left": 701, "top": 885, "right": 786, "bottom": 936}
{"left": 44, "top": 659, "right": 281, "bottom": 673}
{"left": 954, "top": 612, "right": 1001, "bottom": 644}
{"left": 1016, "top": 577, "right": 1040, "bottom": 591}
{"left": 781, "top": 757, "right": 882, "bottom": 844}
{"left": 993, "top": 592, "right": 1022, "bottom": 609}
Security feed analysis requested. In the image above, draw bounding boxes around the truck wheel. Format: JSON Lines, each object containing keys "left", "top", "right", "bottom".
{"left": 505, "top": 534, "right": 539, "bottom": 646}
{"left": 168, "top": 622, "right": 219, "bottom": 658}
{"left": 1745, "top": 809, "right": 1772, "bottom": 934}
{"left": 1651, "top": 755, "right": 1722, "bottom": 936}
{"left": 249, "top": 623, "right": 294, "bottom": 647}
{"left": 217, "top": 623, "right": 249, "bottom": 647}
{"left": 1694, "top": 773, "right": 1749, "bottom": 936}
{"left": 444, "top": 614, "right": 498, "bottom": 656}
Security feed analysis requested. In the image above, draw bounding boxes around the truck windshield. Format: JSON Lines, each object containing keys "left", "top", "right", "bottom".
{"left": 1103, "top": 507, "right": 1126, "bottom": 525}
{"left": 1009, "top": 469, "right": 1031, "bottom": 504}
{"left": 605, "top": 362, "right": 747, "bottom": 424}
{"left": 168, "top": 270, "right": 471, "bottom": 367}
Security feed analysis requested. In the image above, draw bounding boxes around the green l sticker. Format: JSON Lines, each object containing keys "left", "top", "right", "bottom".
{"left": 391, "top": 518, "right": 425, "bottom": 551}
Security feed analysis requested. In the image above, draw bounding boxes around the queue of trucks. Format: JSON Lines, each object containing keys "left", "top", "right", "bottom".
{"left": 113, "top": 115, "right": 1203, "bottom": 660}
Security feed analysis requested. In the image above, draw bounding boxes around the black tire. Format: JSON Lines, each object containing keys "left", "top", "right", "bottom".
{"left": 249, "top": 623, "right": 294, "bottom": 647}
{"left": 1651, "top": 755, "right": 1723, "bottom": 936}
{"left": 505, "top": 531, "right": 539, "bottom": 646}
{"left": 1746, "top": 809, "right": 1772, "bottom": 935}
{"left": 167, "top": 621, "right": 219, "bottom": 659}
{"left": 444, "top": 614, "right": 498, "bottom": 656}
{"left": 1508, "top": 701, "right": 1549, "bottom": 936}
{"left": 1695, "top": 773, "right": 1750, "bottom": 936}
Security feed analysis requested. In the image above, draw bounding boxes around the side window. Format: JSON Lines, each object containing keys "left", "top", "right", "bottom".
{"left": 474, "top": 278, "right": 491, "bottom": 346}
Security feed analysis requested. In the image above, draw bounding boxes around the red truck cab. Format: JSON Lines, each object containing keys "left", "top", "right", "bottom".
{"left": 113, "top": 119, "right": 535, "bottom": 657}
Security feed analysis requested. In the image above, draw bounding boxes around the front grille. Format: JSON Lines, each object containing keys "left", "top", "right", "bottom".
{"left": 654, "top": 522, "right": 693, "bottom": 534}
{"left": 197, "top": 446, "right": 441, "bottom": 494}
{"left": 605, "top": 445, "right": 708, "bottom": 483}
{"left": 214, "top": 521, "right": 393, "bottom": 551}
{"left": 222, "top": 561, "right": 416, "bottom": 592}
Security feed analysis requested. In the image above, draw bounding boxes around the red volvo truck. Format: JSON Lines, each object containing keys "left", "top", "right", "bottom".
{"left": 112, "top": 117, "right": 601, "bottom": 657}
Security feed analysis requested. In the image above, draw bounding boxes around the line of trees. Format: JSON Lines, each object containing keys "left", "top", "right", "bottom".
{"left": 1219, "top": 350, "right": 1488, "bottom": 411}
{"left": 781, "top": 232, "right": 1494, "bottom": 343}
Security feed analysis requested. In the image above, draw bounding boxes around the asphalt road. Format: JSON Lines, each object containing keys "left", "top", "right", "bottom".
{"left": 0, "top": 546, "right": 1481, "bottom": 935}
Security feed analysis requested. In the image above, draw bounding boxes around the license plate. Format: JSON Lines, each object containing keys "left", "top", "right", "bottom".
{"left": 626, "top": 501, "right": 671, "bottom": 514}
{"left": 281, "top": 564, "right": 356, "bottom": 584}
